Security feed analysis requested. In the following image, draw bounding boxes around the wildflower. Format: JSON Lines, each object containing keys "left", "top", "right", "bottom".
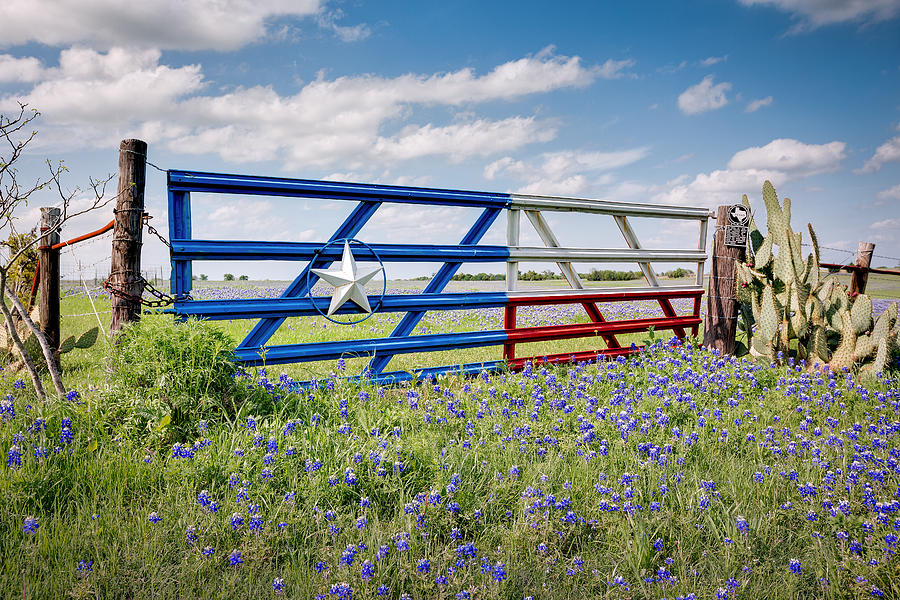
{"left": 148, "top": 512, "right": 162, "bottom": 524}
{"left": 65, "top": 390, "right": 80, "bottom": 402}
{"left": 653, "top": 538, "right": 664, "bottom": 551}
{"left": 7, "top": 445, "right": 22, "bottom": 469}
{"left": 417, "top": 558, "right": 431, "bottom": 574}
{"left": 789, "top": 559, "right": 801, "bottom": 575}
{"left": 229, "top": 549, "right": 243, "bottom": 566}
{"left": 230, "top": 513, "right": 244, "bottom": 530}
{"left": 76, "top": 559, "right": 93, "bottom": 576}
{"left": 23, "top": 516, "right": 38, "bottom": 535}
{"left": 273, "top": 578, "right": 285, "bottom": 593}
{"left": 736, "top": 516, "right": 749, "bottom": 533}
{"left": 492, "top": 562, "right": 507, "bottom": 583}
{"left": 360, "top": 560, "right": 375, "bottom": 581}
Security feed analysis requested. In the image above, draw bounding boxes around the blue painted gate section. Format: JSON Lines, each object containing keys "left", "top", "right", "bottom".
{"left": 167, "top": 170, "right": 512, "bottom": 385}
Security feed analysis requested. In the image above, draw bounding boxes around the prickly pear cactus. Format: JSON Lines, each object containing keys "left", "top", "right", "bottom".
{"left": 733, "top": 181, "right": 899, "bottom": 373}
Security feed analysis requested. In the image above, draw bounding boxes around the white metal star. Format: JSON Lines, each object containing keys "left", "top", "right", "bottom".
{"left": 311, "top": 241, "right": 383, "bottom": 316}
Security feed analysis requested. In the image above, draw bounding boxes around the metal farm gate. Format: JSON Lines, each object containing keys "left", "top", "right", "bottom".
{"left": 167, "top": 170, "right": 710, "bottom": 385}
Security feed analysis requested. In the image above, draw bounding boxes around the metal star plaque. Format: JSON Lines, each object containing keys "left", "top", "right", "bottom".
{"left": 311, "top": 241, "right": 383, "bottom": 315}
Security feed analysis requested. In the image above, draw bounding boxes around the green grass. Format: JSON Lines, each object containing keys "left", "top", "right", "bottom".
{"left": 0, "top": 285, "right": 898, "bottom": 599}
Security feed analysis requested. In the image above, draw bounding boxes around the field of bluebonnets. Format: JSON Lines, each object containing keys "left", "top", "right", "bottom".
{"left": 2, "top": 280, "right": 900, "bottom": 599}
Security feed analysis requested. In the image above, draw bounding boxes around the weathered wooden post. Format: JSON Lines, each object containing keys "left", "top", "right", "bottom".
{"left": 849, "top": 241, "right": 875, "bottom": 296}
{"left": 109, "top": 139, "right": 147, "bottom": 336}
{"left": 703, "top": 204, "right": 746, "bottom": 354}
{"left": 39, "top": 207, "right": 61, "bottom": 359}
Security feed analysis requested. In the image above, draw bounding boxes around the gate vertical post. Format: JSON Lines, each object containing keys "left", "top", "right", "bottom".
{"left": 503, "top": 209, "right": 519, "bottom": 361}
{"left": 703, "top": 205, "right": 745, "bottom": 354}
{"left": 110, "top": 139, "right": 147, "bottom": 336}
{"left": 849, "top": 241, "right": 875, "bottom": 296}
{"left": 39, "top": 207, "right": 61, "bottom": 363}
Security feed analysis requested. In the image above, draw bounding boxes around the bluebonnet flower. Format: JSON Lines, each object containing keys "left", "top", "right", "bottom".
{"left": 355, "top": 516, "right": 367, "bottom": 530}
{"left": 230, "top": 513, "right": 244, "bottom": 530}
{"left": 76, "top": 559, "right": 93, "bottom": 576}
{"left": 653, "top": 538, "right": 664, "bottom": 551}
{"left": 736, "top": 516, "right": 749, "bottom": 533}
{"left": 65, "top": 389, "right": 80, "bottom": 402}
{"left": 7, "top": 445, "right": 22, "bottom": 469}
{"left": 273, "top": 578, "right": 285, "bottom": 593}
{"left": 0, "top": 397, "right": 13, "bottom": 422}
{"left": 491, "top": 562, "right": 507, "bottom": 583}
{"left": 789, "top": 559, "right": 801, "bottom": 574}
{"left": 248, "top": 515, "right": 263, "bottom": 531}
{"left": 148, "top": 512, "right": 162, "bottom": 524}
{"left": 229, "top": 550, "right": 243, "bottom": 566}
{"left": 201, "top": 546, "right": 214, "bottom": 557}
{"left": 417, "top": 558, "right": 431, "bottom": 574}
{"left": 344, "top": 467, "right": 357, "bottom": 486}
{"left": 23, "top": 516, "right": 38, "bottom": 535}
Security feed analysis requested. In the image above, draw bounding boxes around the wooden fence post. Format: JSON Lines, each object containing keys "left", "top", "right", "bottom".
{"left": 703, "top": 205, "right": 745, "bottom": 354}
{"left": 39, "top": 207, "right": 61, "bottom": 361}
{"left": 109, "top": 139, "right": 147, "bottom": 336}
{"left": 849, "top": 241, "right": 875, "bottom": 296}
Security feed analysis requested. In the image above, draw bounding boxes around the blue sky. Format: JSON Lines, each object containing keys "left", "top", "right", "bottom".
{"left": 1, "top": 0, "right": 898, "bottom": 281}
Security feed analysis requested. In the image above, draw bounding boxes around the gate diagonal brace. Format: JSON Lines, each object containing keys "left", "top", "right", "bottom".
{"left": 524, "top": 210, "right": 622, "bottom": 349}
{"left": 367, "top": 206, "right": 502, "bottom": 375}
{"left": 238, "top": 200, "right": 380, "bottom": 353}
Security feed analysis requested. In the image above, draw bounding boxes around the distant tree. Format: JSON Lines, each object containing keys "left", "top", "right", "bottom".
{"left": 223, "top": 273, "right": 235, "bottom": 281}
{"left": 199, "top": 274, "right": 208, "bottom": 281}
{"left": 238, "top": 275, "right": 248, "bottom": 281}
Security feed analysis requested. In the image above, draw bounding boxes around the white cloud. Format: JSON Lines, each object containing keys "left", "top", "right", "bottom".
{"left": 858, "top": 136, "right": 900, "bottom": 173}
{"left": 7, "top": 48, "right": 204, "bottom": 127}
{"left": 654, "top": 138, "right": 846, "bottom": 207}
{"left": 316, "top": 10, "right": 371, "bottom": 42}
{"left": 595, "top": 58, "right": 637, "bottom": 79}
{"left": 678, "top": 75, "right": 732, "bottom": 115}
{"left": 738, "top": 0, "right": 900, "bottom": 32}
{"left": 700, "top": 55, "right": 728, "bottom": 67}
{"left": 484, "top": 147, "right": 648, "bottom": 195}
{"left": 871, "top": 217, "right": 900, "bottom": 230}
{"left": 876, "top": 183, "right": 900, "bottom": 201}
{"left": 745, "top": 96, "right": 773, "bottom": 112}
{"left": 728, "top": 138, "right": 846, "bottom": 175}
{"left": 373, "top": 118, "right": 557, "bottom": 163}
{"left": 0, "top": 54, "right": 44, "bottom": 82}
{"left": 3, "top": 47, "right": 612, "bottom": 169}
{"left": 0, "top": 0, "right": 323, "bottom": 51}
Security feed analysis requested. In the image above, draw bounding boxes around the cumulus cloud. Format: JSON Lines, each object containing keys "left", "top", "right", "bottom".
{"left": 700, "top": 55, "right": 728, "bottom": 67}
{"left": 2, "top": 46, "right": 612, "bottom": 170}
{"left": 677, "top": 75, "right": 732, "bottom": 115}
{"left": 483, "top": 147, "right": 649, "bottom": 195}
{"left": 745, "top": 96, "right": 773, "bottom": 112}
{"left": 738, "top": 0, "right": 900, "bottom": 32}
{"left": 0, "top": 0, "right": 325, "bottom": 51}
{"left": 876, "top": 183, "right": 900, "bottom": 202}
{"left": 728, "top": 138, "right": 846, "bottom": 175}
{"left": 858, "top": 136, "right": 900, "bottom": 173}
{"left": 654, "top": 138, "right": 846, "bottom": 207}
{"left": 0, "top": 54, "right": 44, "bottom": 82}
{"left": 316, "top": 9, "right": 371, "bottom": 42}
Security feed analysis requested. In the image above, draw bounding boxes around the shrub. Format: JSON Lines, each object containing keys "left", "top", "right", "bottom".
{"left": 104, "top": 315, "right": 242, "bottom": 442}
